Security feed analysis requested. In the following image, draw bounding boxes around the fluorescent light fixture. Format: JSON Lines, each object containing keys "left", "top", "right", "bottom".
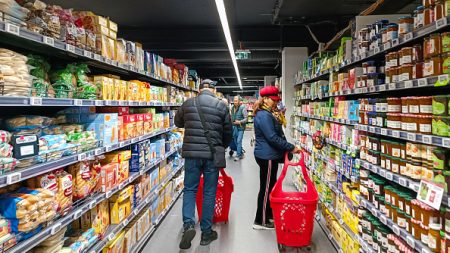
{"left": 214, "top": 0, "right": 242, "bottom": 89}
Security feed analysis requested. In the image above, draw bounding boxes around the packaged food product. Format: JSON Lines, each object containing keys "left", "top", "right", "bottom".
{"left": 100, "top": 163, "right": 117, "bottom": 192}
{"left": 123, "top": 115, "right": 136, "bottom": 140}
{"left": 54, "top": 170, "right": 73, "bottom": 214}
{"left": 68, "top": 161, "right": 94, "bottom": 200}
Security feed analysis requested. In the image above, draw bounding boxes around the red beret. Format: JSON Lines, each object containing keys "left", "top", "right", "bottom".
{"left": 260, "top": 86, "right": 281, "bottom": 101}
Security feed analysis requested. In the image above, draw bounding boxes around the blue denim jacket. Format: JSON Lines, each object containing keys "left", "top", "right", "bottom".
{"left": 253, "top": 109, "right": 295, "bottom": 160}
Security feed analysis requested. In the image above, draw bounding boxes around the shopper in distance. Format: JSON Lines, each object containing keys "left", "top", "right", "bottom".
{"left": 174, "top": 79, "right": 232, "bottom": 249}
{"left": 230, "top": 95, "right": 248, "bottom": 161}
{"left": 252, "top": 86, "right": 301, "bottom": 230}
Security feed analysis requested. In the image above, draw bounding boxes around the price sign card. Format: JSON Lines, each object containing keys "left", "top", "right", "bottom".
{"left": 417, "top": 180, "right": 445, "bottom": 210}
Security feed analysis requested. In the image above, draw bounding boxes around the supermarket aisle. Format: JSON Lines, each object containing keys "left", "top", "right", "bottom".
{"left": 142, "top": 134, "right": 336, "bottom": 253}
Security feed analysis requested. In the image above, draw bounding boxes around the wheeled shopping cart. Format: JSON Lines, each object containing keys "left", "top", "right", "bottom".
{"left": 196, "top": 168, "right": 234, "bottom": 223}
{"left": 270, "top": 152, "right": 319, "bottom": 252}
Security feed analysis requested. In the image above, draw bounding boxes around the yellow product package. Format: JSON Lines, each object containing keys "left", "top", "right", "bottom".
{"left": 115, "top": 39, "right": 126, "bottom": 64}
{"left": 102, "top": 231, "right": 125, "bottom": 253}
{"left": 94, "top": 76, "right": 112, "bottom": 100}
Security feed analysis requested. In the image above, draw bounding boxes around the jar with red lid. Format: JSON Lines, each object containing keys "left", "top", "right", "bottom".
{"left": 387, "top": 113, "right": 402, "bottom": 129}
{"left": 419, "top": 115, "right": 433, "bottom": 134}
{"left": 392, "top": 67, "right": 401, "bottom": 83}
{"left": 401, "top": 64, "right": 414, "bottom": 81}
{"left": 423, "top": 0, "right": 435, "bottom": 7}
{"left": 401, "top": 47, "right": 414, "bottom": 65}
{"left": 388, "top": 98, "right": 402, "bottom": 112}
{"left": 410, "top": 97, "right": 421, "bottom": 114}
{"left": 424, "top": 55, "right": 443, "bottom": 76}
{"left": 390, "top": 51, "right": 399, "bottom": 67}
{"left": 435, "top": 0, "right": 446, "bottom": 20}
{"left": 408, "top": 114, "right": 420, "bottom": 133}
{"left": 420, "top": 96, "right": 433, "bottom": 114}
{"left": 402, "top": 97, "right": 410, "bottom": 114}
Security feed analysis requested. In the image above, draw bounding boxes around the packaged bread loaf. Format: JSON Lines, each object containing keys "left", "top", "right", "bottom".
{"left": 16, "top": 187, "right": 57, "bottom": 223}
{"left": 54, "top": 170, "right": 73, "bottom": 214}
{"left": 0, "top": 193, "right": 40, "bottom": 232}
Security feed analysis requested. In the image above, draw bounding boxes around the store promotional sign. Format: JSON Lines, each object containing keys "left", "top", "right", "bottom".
{"left": 417, "top": 180, "right": 445, "bottom": 210}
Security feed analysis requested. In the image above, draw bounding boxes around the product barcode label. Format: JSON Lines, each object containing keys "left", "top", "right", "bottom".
{"left": 418, "top": 78, "right": 428, "bottom": 86}
{"left": 379, "top": 85, "right": 386, "bottom": 91}
{"left": 30, "top": 97, "right": 42, "bottom": 106}
{"left": 436, "top": 17, "right": 448, "bottom": 29}
{"left": 392, "top": 38, "right": 399, "bottom": 46}
{"left": 42, "top": 36, "right": 54, "bottom": 46}
{"left": 73, "top": 99, "right": 82, "bottom": 106}
{"left": 407, "top": 133, "right": 416, "bottom": 141}
{"left": 392, "top": 131, "right": 400, "bottom": 138}
{"left": 380, "top": 170, "right": 386, "bottom": 177}
{"left": 404, "top": 32, "right": 413, "bottom": 41}
{"left": 389, "top": 83, "right": 396, "bottom": 90}
{"left": 386, "top": 172, "right": 393, "bottom": 180}
{"left": 92, "top": 54, "right": 101, "bottom": 61}
{"left": 105, "top": 146, "right": 114, "bottom": 152}
{"left": 5, "top": 23, "right": 19, "bottom": 35}
{"left": 374, "top": 47, "right": 380, "bottom": 54}
{"left": 404, "top": 80, "right": 413, "bottom": 88}
{"left": 6, "top": 172, "right": 21, "bottom": 184}
{"left": 406, "top": 236, "right": 415, "bottom": 248}
{"left": 139, "top": 101, "right": 146, "bottom": 106}
{"left": 65, "top": 44, "right": 75, "bottom": 53}
{"left": 399, "top": 178, "right": 407, "bottom": 187}
{"left": 119, "top": 142, "right": 126, "bottom": 148}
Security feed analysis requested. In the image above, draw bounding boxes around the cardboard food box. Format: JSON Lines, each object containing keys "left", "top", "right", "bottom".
{"left": 122, "top": 115, "right": 136, "bottom": 140}
{"left": 108, "top": 19, "right": 118, "bottom": 32}
{"left": 100, "top": 163, "right": 118, "bottom": 192}
{"left": 94, "top": 76, "right": 113, "bottom": 100}
{"left": 97, "top": 107, "right": 129, "bottom": 116}
{"left": 135, "top": 114, "right": 144, "bottom": 136}
{"left": 103, "top": 150, "right": 132, "bottom": 163}
{"left": 115, "top": 39, "right": 127, "bottom": 64}
{"left": 117, "top": 160, "right": 129, "bottom": 184}
{"left": 144, "top": 114, "right": 153, "bottom": 134}
{"left": 109, "top": 186, "right": 133, "bottom": 224}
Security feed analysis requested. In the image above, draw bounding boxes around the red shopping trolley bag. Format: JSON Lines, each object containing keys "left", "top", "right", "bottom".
{"left": 196, "top": 168, "right": 234, "bottom": 223}
{"left": 270, "top": 152, "right": 319, "bottom": 250}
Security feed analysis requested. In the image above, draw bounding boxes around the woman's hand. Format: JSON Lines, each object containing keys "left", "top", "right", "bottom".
{"left": 292, "top": 147, "right": 302, "bottom": 154}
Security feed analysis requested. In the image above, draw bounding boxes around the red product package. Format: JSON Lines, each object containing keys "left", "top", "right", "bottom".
{"left": 135, "top": 114, "right": 144, "bottom": 136}
{"left": 123, "top": 115, "right": 136, "bottom": 139}
{"left": 97, "top": 106, "right": 129, "bottom": 116}
{"left": 100, "top": 163, "right": 118, "bottom": 192}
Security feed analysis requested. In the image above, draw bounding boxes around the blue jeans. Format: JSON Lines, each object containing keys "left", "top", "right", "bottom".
{"left": 183, "top": 158, "right": 219, "bottom": 232}
{"left": 233, "top": 127, "right": 245, "bottom": 157}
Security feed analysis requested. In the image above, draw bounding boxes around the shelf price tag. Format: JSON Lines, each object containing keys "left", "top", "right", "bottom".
{"left": 418, "top": 78, "right": 428, "bottom": 86}
{"left": 105, "top": 58, "right": 112, "bottom": 65}
{"left": 379, "top": 84, "right": 386, "bottom": 91}
{"left": 94, "top": 148, "right": 103, "bottom": 156}
{"left": 392, "top": 225, "right": 400, "bottom": 235}
{"left": 422, "top": 135, "right": 432, "bottom": 144}
{"left": 404, "top": 32, "right": 413, "bottom": 41}
{"left": 369, "top": 127, "right": 375, "bottom": 132}
{"left": 94, "top": 100, "right": 103, "bottom": 106}
{"left": 6, "top": 172, "right": 21, "bottom": 185}
{"left": 42, "top": 36, "right": 54, "bottom": 46}
{"left": 406, "top": 236, "right": 415, "bottom": 248}
{"left": 51, "top": 222, "right": 62, "bottom": 235}
{"left": 83, "top": 50, "right": 92, "bottom": 58}
{"left": 392, "top": 131, "right": 400, "bottom": 138}
{"left": 386, "top": 172, "right": 393, "bottom": 180}
{"left": 78, "top": 153, "right": 86, "bottom": 161}
{"left": 374, "top": 47, "right": 380, "bottom": 54}
{"left": 5, "top": 23, "right": 19, "bottom": 35}
{"left": 422, "top": 248, "right": 432, "bottom": 253}
{"left": 371, "top": 207, "right": 378, "bottom": 216}
{"left": 404, "top": 80, "right": 413, "bottom": 88}
{"left": 65, "top": 44, "right": 76, "bottom": 54}
{"left": 106, "top": 190, "right": 113, "bottom": 198}
{"left": 392, "top": 38, "right": 399, "bottom": 46}
{"left": 73, "top": 210, "right": 83, "bottom": 219}
{"left": 134, "top": 209, "right": 139, "bottom": 216}
{"left": 93, "top": 54, "right": 101, "bottom": 61}
{"left": 89, "top": 200, "right": 97, "bottom": 209}
{"left": 380, "top": 170, "right": 386, "bottom": 177}
{"left": 399, "top": 178, "right": 407, "bottom": 187}
{"left": 380, "top": 215, "right": 387, "bottom": 224}
{"left": 30, "top": 97, "right": 42, "bottom": 106}
{"left": 73, "top": 99, "right": 82, "bottom": 106}
{"left": 381, "top": 129, "right": 388, "bottom": 135}
{"left": 383, "top": 42, "right": 392, "bottom": 50}
{"left": 407, "top": 133, "right": 416, "bottom": 141}
{"left": 108, "top": 233, "right": 115, "bottom": 241}
{"left": 436, "top": 17, "right": 448, "bottom": 29}
{"left": 369, "top": 86, "right": 376, "bottom": 92}
{"left": 389, "top": 83, "right": 396, "bottom": 90}
{"left": 443, "top": 138, "right": 450, "bottom": 148}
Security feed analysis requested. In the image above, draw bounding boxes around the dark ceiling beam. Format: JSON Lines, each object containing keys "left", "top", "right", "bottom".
{"left": 177, "top": 58, "right": 278, "bottom": 63}
{"left": 152, "top": 47, "right": 280, "bottom": 52}
{"left": 272, "top": 0, "right": 285, "bottom": 24}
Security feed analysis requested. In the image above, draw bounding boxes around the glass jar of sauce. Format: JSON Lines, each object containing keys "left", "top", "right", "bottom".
{"left": 399, "top": 17, "right": 414, "bottom": 36}
{"left": 429, "top": 223, "right": 442, "bottom": 253}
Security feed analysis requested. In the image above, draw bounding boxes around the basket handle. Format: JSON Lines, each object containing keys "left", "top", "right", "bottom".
{"left": 219, "top": 168, "right": 228, "bottom": 177}
{"left": 272, "top": 151, "right": 307, "bottom": 194}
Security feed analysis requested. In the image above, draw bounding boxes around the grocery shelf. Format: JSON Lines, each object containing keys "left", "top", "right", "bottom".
{"left": 130, "top": 190, "right": 183, "bottom": 253}
{"left": 293, "top": 127, "right": 358, "bottom": 154}
{"left": 314, "top": 213, "right": 343, "bottom": 253}
{"left": 294, "top": 113, "right": 357, "bottom": 126}
{"left": 355, "top": 124, "right": 450, "bottom": 149}
{"left": 0, "top": 21, "right": 196, "bottom": 92}
{"left": 86, "top": 163, "right": 184, "bottom": 253}
{"left": 358, "top": 197, "right": 433, "bottom": 253}
{"left": 6, "top": 151, "right": 182, "bottom": 253}
{"left": 296, "top": 16, "right": 450, "bottom": 86}
{"left": 296, "top": 75, "right": 439, "bottom": 101}
{"left": 0, "top": 96, "right": 184, "bottom": 107}
{"left": 0, "top": 126, "right": 177, "bottom": 188}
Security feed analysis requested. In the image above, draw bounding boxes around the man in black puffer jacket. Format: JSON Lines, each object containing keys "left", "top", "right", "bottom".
{"left": 175, "top": 79, "right": 232, "bottom": 249}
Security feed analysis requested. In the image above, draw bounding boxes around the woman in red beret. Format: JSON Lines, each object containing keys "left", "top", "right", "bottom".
{"left": 252, "top": 86, "right": 300, "bottom": 230}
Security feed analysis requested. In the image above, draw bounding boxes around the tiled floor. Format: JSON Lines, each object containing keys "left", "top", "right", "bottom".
{"left": 141, "top": 134, "right": 337, "bottom": 253}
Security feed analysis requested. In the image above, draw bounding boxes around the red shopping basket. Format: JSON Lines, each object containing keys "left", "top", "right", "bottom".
{"left": 270, "top": 152, "right": 318, "bottom": 250}
{"left": 196, "top": 168, "right": 234, "bottom": 223}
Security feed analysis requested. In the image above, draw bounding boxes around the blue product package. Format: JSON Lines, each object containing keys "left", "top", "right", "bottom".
{"left": 130, "top": 142, "right": 145, "bottom": 172}
{"left": 150, "top": 143, "right": 157, "bottom": 163}
{"left": 151, "top": 197, "right": 159, "bottom": 223}
{"left": 85, "top": 122, "right": 118, "bottom": 147}
{"left": 143, "top": 140, "right": 151, "bottom": 167}
{"left": 80, "top": 113, "right": 118, "bottom": 124}
{"left": 144, "top": 52, "right": 152, "bottom": 72}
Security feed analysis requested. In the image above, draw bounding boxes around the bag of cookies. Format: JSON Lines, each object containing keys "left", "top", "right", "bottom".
{"left": 54, "top": 170, "right": 73, "bottom": 214}
{"left": 68, "top": 161, "right": 92, "bottom": 200}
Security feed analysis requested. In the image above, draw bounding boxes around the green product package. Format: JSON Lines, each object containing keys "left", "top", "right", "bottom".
{"left": 433, "top": 95, "right": 448, "bottom": 116}
{"left": 432, "top": 116, "right": 450, "bottom": 137}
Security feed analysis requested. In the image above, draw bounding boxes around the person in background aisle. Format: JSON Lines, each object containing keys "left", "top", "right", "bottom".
{"left": 252, "top": 86, "right": 301, "bottom": 230}
{"left": 230, "top": 95, "right": 248, "bottom": 161}
{"left": 174, "top": 79, "right": 232, "bottom": 249}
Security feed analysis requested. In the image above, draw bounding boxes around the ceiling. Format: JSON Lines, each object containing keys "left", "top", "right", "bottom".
{"left": 46, "top": 0, "right": 417, "bottom": 94}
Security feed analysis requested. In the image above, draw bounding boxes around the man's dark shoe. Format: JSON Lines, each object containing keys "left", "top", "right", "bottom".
{"left": 229, "top": 150, "right": 234, "bottom": 157}
{"left": 179, "top": 225, "right": 196, "bottom": 249}
{"left": 200, "top": 230, "right": 218, "bottom": 246}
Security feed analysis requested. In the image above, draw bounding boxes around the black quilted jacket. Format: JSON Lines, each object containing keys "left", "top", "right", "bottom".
{"left": 174, "top": 90, "right": 232, "bottom": 159}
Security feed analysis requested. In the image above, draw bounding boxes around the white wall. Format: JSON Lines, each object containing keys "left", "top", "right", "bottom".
{"left": 281, "top": 47, "right": 308, "bottom": 138}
